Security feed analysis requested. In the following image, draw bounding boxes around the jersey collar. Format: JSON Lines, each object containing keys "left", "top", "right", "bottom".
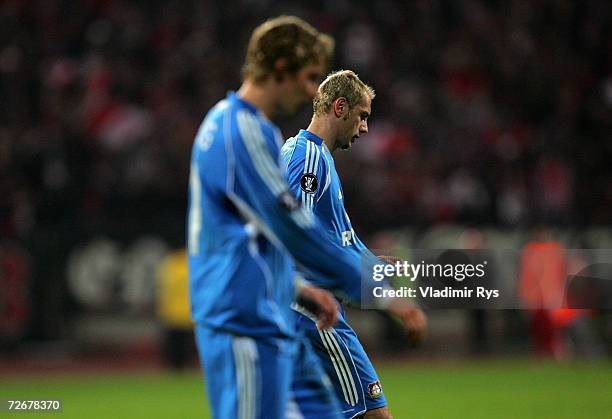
{"left": 299, "top": 129, "right": 324, "bottom": 145}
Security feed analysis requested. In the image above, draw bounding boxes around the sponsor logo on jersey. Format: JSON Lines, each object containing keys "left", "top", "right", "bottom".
{"left": 300, "top": 173, "right": 318, "bottom": 193}
{"left": 368, "top": 380, "right": 383, "bottom": 399}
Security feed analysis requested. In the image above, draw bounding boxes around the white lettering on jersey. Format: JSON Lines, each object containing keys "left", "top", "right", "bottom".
{"left": 338, "top": 189, "right": 342, "bottom": 200}
{"left": 196, "top": 121, "right": 217, "bottom": 151}
{"left": 341, "top": 230, "right": 353, "bottom": 247}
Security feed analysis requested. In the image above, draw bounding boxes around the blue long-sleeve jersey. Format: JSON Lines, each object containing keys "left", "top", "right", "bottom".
{"left": 187, "top": 93, "right": 379, "bottom": 339}
{"left": 281, "top": 129, "right": 382, "bottom": 297}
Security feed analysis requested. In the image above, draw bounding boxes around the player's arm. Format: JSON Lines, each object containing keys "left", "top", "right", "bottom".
{"left": 282, "top": 141, "right": 413, "bottom": 309}
{"left": 282, "top": 141, "right": 405, "bottom": 306}
{"left": 228, "top": 111, "right": 385, "bottom": 305}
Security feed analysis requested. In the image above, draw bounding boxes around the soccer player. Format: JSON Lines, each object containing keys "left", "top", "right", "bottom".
{"left": 188, "top": 18, "right": 393, "bottom": 419}
{"left": 282, "top": 70, "right": 427, "bottom": 419}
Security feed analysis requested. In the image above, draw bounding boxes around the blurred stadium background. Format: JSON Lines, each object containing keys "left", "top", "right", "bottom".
{"left": 1, "top": 0, "right": 611, "bottom": 417}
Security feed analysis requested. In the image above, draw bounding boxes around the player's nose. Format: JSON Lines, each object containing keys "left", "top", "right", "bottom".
{"left": 360, "top": 121, "right": 368, "bottom": 134}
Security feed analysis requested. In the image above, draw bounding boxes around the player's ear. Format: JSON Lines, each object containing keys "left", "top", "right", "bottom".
{"left": 273, "top": 58, "right": 288, "bottom": 82}
{"left": 333, "top": 97, "right": 348, "bottom": 118}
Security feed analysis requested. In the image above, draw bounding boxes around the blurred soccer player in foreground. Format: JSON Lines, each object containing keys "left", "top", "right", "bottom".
{"left": 187, "top": 17, "right": 393, "bottom": 419}
{"left": 282, "top": 70, "right": 427, "bottom": 419}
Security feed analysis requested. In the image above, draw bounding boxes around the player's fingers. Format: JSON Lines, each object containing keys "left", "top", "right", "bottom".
{"left": 317, "top": 306, "right": 338, "bottom": 330}
{"left": 407, "top": 325, "right": 424, "bottom": 343}
{"left": 415, "top": 316, "right": 427, "bottom": 341}
{"left": 317, "top": 316, "right": 331, "bottom": 330}
{"left": 320, "top": 311, "right": 338, "bottom": 329}
{"left": 405, "top": 311, "right": 427, "bottom": 342}
{"left": 316, "top": 292, "right": 339, "bottom": 330}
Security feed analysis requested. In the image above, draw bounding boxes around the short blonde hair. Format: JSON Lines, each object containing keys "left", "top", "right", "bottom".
{"left": 313, "top": 70, "right": 375, "bottom": 116}
{"left": 242, "top": 16, "right": 334, "bottom": 83}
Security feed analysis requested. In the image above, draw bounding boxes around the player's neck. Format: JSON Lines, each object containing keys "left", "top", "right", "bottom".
{"left": 307, "top": 117, "right": 337, "bottom": 153}
{"left": 237, "top": 80, "right": 276, "bottom": 120}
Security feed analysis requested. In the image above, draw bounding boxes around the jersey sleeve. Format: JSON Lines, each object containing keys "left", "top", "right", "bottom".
{"left": 354, "top": 233, "right": 378, "bottom": 260}
{"left": 229, "top": 110, "right": 385, "bottom": 305}
{"left": 284, "top": 140, "right": 328, "bottom": 213}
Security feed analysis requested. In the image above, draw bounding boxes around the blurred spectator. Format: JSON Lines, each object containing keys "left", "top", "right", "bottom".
{"left": 2, "top": 0, "right": 610, "bottom": 244}
{"left": 517, "top": 227, "right": 602, "bottom": 359}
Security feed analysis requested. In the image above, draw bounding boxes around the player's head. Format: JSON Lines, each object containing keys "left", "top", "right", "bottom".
{"left": 313, "top": 70, "right": 375, "bottom": 151}
{"left": 242, "top": 16, "right": 334, "bottom": 116}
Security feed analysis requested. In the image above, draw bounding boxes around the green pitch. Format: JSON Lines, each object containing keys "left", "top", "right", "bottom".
{"left": 1, "top": 360, "right": 611, "bottom": 418}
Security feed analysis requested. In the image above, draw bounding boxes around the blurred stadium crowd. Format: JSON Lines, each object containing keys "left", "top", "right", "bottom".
{"left": 0, "top": 1, "right": 611, "bottom": 347}
{"left": 2, "top": 0, "right": 612, "bottom": 240}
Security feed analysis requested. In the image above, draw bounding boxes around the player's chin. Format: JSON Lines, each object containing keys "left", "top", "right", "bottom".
{"left": 341, "top": 139, "right": 356, "bottom": 151}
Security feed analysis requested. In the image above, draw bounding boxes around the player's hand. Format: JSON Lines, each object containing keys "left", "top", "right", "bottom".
{"left": 297, "top": 285, "right": 339, "bottom": 330}
{"left": 387, "top": 303, "right": 427, "bottom": 344}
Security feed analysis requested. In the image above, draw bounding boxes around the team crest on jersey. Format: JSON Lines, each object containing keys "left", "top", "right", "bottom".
{"left": 300, "top": 173, "right": 318, "bottom": 193}
{"left": 368, "top": 380, "right": 383, "bottom": 399}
